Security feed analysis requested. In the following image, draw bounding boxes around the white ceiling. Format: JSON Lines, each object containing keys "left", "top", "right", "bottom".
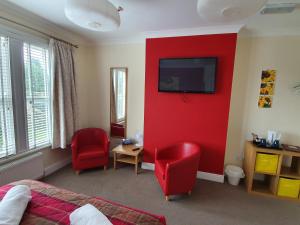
{"left": 3, "top": 0, "right": 300, "bottom": 44}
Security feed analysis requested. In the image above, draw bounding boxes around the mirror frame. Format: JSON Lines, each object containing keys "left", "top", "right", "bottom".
{"left": 110, "top": 67, "right": 128, "bottom": 138}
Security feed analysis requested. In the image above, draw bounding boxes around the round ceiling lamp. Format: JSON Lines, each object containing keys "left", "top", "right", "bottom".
{"left": 65, "top": 0, "right": 121, "bottom": 32}
{"left": 197, "top": 0, "right": 267, "bottom": 22}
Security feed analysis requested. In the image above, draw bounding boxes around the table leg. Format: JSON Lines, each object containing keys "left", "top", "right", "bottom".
{"left": 135, "top": 156, "right": 138, "bottom": 175}
{"left": 114, "top": 152, "right": 117, "bottom": 170}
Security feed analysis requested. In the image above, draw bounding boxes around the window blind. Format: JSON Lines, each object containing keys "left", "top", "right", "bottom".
{"left": 23, "top": 43, "right": 51, "bottom": 149}
{"left": 0, "top": 36, "right": 16, "bottom": 157}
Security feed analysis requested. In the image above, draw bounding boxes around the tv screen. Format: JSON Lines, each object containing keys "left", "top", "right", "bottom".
{"left": 158, "top": 57, "right": 217, "bottom": 93}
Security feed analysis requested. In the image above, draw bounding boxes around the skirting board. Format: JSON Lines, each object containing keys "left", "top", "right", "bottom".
{"left": 44, "top": 157, "right": 72, "bottom": 177}
{"left": 141, "top": 162, "right": 155, "bottom": 171}
{"left": 141, "top": 162, "right": 224, "bottom": 183}
{"left": 197, "top": 171, "right": 224, "bottom": 183}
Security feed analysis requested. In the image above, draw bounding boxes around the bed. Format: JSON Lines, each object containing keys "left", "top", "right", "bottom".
{"left": 0, "top": 180, "right": 166, "bottom": 225}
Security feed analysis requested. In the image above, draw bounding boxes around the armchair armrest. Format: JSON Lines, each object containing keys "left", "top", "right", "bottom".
{"left": 99, "top": 132, "right": 110, "bottom": 154}
{"left": 165, "top": 154, "right": 200, "bottom": 180}
{"left": 167, "top": 156, "right": 194, "bottom": 169}
{"left": 104, "top": 137, "right": 110, "bottom": 153}
{"left": 71, "top": 133, "right": 79, "bottom": 160}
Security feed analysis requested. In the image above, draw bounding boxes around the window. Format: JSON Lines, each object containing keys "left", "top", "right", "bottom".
{"left": 24, "top": 43, "right": 51, "bottom": 149}
{"left": 0, "top": 34, "right": 51, "bottom": 159}
{"left": 0, "top": 37, "right": 16, "bottom": 158}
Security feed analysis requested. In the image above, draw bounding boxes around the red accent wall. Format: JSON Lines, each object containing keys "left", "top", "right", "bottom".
{"left": 144, "top": 34, "right": 237, "bottom": 175}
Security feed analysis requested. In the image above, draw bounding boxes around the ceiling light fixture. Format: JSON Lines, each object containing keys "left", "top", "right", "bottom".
{"left": 260, "top": 3, "right": 297, "bottom": 15}
{"left": 197, "top": 0, "right": 267, "bottom": 22}
{"left": 65, "top": 0, "right": 121, "bottom": 32}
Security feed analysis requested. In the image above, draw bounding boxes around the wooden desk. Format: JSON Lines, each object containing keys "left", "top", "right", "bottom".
{"left": 112, "top": 145, "right": 143, "bottom": 174}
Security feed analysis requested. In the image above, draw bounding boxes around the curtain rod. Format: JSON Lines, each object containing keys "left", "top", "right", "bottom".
{"left": 0, "top": 16, "right": 79, "bottom": 48}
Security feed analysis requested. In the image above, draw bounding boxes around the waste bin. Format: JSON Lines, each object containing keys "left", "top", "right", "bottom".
{"left": 225, "top": 165, "right": 245, "bottom": 186}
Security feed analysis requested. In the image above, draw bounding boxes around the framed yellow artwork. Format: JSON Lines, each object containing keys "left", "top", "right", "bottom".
{"left": 260, "top": 82, "right": 274, "bottom": 95}
{"left": 261, "top": 70, "right": 276, "bottom": 83}
{"left": 258, "top": 96, "right": 273, "bottom": 108}
{"left": 258, "top": 69, "right": 276, "bottom": 108}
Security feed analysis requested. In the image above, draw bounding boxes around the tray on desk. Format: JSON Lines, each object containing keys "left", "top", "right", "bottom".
{"left": 282, "top": 144, "right": 300, "bottom": 153}
{"left": 252, "top": 141, "right": 282, "bottom": 150}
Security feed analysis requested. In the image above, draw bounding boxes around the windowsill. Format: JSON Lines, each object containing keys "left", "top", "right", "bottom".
{"left": 0, "top": 144, "right": 51, "bottom": 166}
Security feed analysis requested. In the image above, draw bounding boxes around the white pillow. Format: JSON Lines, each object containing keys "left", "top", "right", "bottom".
{"left": 70, "top": 204, "right": 112, "bottom": 225}
{"left": 0, "top": 185, "right": 31, "bottom": 225}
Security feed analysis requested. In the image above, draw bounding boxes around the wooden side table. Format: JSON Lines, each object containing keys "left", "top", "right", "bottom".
{"left": 112, "top": 145, "right": 143, "bottom": 174}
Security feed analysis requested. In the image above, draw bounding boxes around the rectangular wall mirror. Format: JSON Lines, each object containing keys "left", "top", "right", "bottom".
{"left": 110, "top": 67, "right": 128, "bottom": 138}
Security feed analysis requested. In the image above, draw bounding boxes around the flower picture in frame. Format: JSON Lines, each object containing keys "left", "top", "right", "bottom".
{"left": 258, "top": 69, "right": 276, "bottom": 109}
{"left": 260, "top": 82, "right": 274, "bottom": 95}
{"left": 258, "top": 96, "right": 273, "bottom": 108}
{"left": 261, "top": 70, "right": 276, "bottom": 83}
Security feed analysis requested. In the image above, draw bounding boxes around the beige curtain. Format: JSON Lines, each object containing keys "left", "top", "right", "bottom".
{"left": 50, "top": 39, "right": 77, "bottom": 149}
{"left": 110, "top": 74, "right": 117, "bottom": 123}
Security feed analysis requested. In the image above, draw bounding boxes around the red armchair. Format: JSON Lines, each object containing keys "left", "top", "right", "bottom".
{"left": 155, "top": 142, "right": 201, "bottom": 200}
{"left": 71, "top": 128, "right": 110, "bottom": 174}
{"left": 110, "top": 123, "right": 125, "bottom": 137}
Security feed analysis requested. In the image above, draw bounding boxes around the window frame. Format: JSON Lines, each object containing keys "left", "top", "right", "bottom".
{"left": 0, "top": 26, "right": 51, "bottom": 159}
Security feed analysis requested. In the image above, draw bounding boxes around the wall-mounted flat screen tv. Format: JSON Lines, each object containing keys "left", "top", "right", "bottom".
{"left": 158, "top": 57, "right": 217, "bottom": 93}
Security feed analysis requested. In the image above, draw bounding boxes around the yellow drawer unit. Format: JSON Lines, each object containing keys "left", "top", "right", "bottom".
{"left": 255, "top": 153, "right": 279, "bottom": 174}
{"left": 277, "top": 178, "right": 300, "bottom": 199}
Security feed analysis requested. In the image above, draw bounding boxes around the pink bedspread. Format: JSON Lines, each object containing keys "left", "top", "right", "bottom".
{"left": 0, "top": 180, "right": 166, "bottom": 225}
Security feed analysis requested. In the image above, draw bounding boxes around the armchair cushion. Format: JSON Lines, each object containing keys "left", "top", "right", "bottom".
{"left": 77, "top": 146, "right": 106, "bottom": 161}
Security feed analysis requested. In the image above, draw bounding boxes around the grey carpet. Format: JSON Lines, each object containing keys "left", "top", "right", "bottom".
{"left": 43, "top": 165, "right": 300, "bottom": 225}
